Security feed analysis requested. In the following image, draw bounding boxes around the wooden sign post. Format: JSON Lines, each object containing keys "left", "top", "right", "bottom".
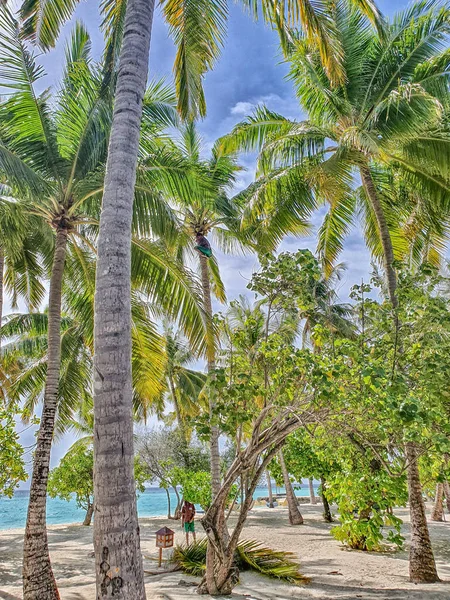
{"left": 155, "top": 526, "right": 175, "bottom": 567}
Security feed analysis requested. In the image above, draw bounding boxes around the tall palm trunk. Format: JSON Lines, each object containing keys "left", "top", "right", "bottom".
{"left": 93, "top": 0, "right": 154, "bottom": 597}
{"left": 431, "top": 483, "right": 444, "bottom": 522}
{"left": 360, "top": 166, "right": 397, "bottom": 308}
{"left": 279, "top": 450, "right": 303, "bottom": 525}
{"left": 361, "top": 166, "right": 438, "bottom": 581}
{"left": 199, "top": 254, "right": 221, "bottom": 499}
{"left": 309, "top": 478, "right": 317, "bottom": 504}
{"left": 266, "top": 469, "right": 274, "bottom": 508}
{"left": 405, "top": 442, "right": 439, "bottom": 583}
{"left": 23, "top": 227, "right": 68, "bottom": 600}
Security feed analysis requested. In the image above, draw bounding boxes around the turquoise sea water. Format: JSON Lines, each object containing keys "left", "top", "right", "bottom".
{"left": 0, "top": 485, "right": 317, "bottom": 530}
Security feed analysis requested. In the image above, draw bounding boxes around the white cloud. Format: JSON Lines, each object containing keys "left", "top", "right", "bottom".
{"left": 230, "top": 101, "right": 256, "bottom": 115}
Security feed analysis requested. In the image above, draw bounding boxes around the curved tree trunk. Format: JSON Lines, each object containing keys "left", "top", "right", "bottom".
{"left": 199, "top": 254, "right": 221, "bottom": 499}
{"left": 443, "top": 481, "right": 450, "bottom": 514}
{"left": 360, "top": 166, "right": 397, "bottom": 308}
{"left": 405, "top": 442, "right": 439, "bottom": 583}
{"left": 279, "top": 450, "right": 303, "bottom": 525}
{"left": 266, "top": 469, "right": 274, "bottom": 508}
{"left": 431, "top": 483, "right": 444, "bottom": 522}
{"left": 83, "top": 503, "right": 94, "bottom": 527}
{"left": 93, "top": 0, "right": 154, "bottom": 597}
{"left": 23, "top": 227, "right": 68, "bottom": 600}
{"left": 309, "top": 478, "right": 317, "bottom": 504}
{"left": 321, "top": 477, "right": 333, "bottom": 522}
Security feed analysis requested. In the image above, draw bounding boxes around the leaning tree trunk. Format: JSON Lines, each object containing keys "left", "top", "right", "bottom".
{"left": 279, "top": 450, "right": 303, "bottom": 525}
{"left": 443, "top": 481, "right": 450, "bottom": 514}
{"left": 199, "top": 254, "right": 221, "bottom": 499}
{"left": 83, "top": 503, "right": 94, "bottom": 527}
{"left": 431, "top": 483, "right": 444, "bottom": 522}
{"left": 405, "top": 442, "right": 439, "bottom": 583}
{"left": 360, "top": 166, "right": 397, "bottom": 308}
{"left": 23, "top": 227, "right": 68, "bottom": 600}
{"left": 266, "top": 469, "right": 274, "bottom": 508}
{"left": 309, "top": 478, "right": 317, "bottom": 504}
{"left": 320, "top": 477, "right": 333, "bottom": 523}
{"left": 93, "top": 0, "right": 155, "bottom": 597}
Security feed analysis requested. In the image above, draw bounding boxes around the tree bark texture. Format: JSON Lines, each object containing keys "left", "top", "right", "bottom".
{"left": 431, "top": 483, "right": 444, "bottom": 522}
{"left": 360, "top": 166, "right": 397, "bottom": 308}
{"left": 321, "top": 477, "right": 333, "bottom": 522}
{"left": 266, "top": 469, "right": 274, "bottom": 508}
{"left": 309, "top": 478, "right": 317, "bottom": 504}
{"left": 23, "top": 227, "right": 68, "bottom": 600}
{"left": 93, "top": 0, "right": 155, "bottom": 598}
{"left": 405, "top": 442, "right": 439, "bottom": 583}
{"left": 443, "top": 481, "right": 450, "bottom": 514}
{"left": 279, "top": 450, "right": 303, "bottom": 525}
{"left": 199, "top": 254, "right": 221, "bottom": 500}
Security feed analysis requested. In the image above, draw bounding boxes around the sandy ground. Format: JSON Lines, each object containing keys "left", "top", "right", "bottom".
{"left": 1, "top": 504, "right": 449, "bottom": 599}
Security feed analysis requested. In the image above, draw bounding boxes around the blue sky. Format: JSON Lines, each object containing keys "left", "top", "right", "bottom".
{"left": 10, "top": 0, "right": 420, "bottom": 480}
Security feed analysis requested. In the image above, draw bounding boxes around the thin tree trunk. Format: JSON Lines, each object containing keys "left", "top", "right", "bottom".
{"left": 278, "top": 450, "right": 303, "bottom": 525}
{"left": 173, "top": 487, "right": 182, "bottom": 520}
{"left": 443, "top": 481, "right": 450, "bottom": 514}
{"left": 199, "top": 254, "right": 221, "bottom": 500}
{"left": 405, "top": 442, "right": 439, "bottom": 583}
{"left": 23, "top": 227, "right": 68, "bottom": 600}
{"left": 431, "top": 483, "right": 444, "bottom": 522}
{"left": 83, "top": 503, "right": 94, "bottom": 527}
{"left": 309, "top": 478, "right": 317, "bottom": 504}
{"left": 93, "top": 0, "right": 154, "bottom": 597}
{"left": 321, "top": 477, "right": 333, "bottom": 522}
{"left": 165, "top": 488, "right": 172, "bottom": 519}
{"left": 266, "top": 470, "right": 274, "bottom": 508}
{"left": 360, "top": 166, "right": 397, "bottom": 308}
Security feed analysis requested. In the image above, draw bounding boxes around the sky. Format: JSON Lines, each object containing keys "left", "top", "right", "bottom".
{"left": 8, "top": 0, "right": 420, "bottom": 483}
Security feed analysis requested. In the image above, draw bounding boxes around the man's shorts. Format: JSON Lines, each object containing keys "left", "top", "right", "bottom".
{"left": 184, "top": 521, "right": 195, "bottom": 532}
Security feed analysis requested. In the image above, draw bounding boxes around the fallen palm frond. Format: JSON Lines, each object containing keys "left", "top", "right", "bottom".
{"left": 172, "top": 538, "right": 307, "bottom": 583}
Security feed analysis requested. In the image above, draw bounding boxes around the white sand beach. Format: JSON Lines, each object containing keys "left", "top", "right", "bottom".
{"left": 1, "top": 504, "right": 449, "bottom": 599}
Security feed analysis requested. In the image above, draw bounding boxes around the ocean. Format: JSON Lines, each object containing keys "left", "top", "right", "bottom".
{"left": 0, "top": 485, "right": 317, "bottom": 530}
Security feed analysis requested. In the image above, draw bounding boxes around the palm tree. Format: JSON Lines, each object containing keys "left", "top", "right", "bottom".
{"left": 223, "top": 4, "right": 450, "bottom": 581}
{"left": 162, "top": 323, "right": 206, "bottom": 439}
{"left": 17, "top": 0, "right": 382, "bottom": 596}
{"left": 165, "top": 122, "right": 249, "bottom": 499}
{"left": 221, "top": 1, "right": 450, "bottom": 309}
{"left": 0, "top": 12, "right": 208, "bottom": 597}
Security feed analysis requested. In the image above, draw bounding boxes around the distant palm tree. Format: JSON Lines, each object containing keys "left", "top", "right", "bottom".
{"left": 162, "top": 323, "right": 206, "bottom": 438}
{"left": 222, "top": 1, "right": 450, "bottom": 309}
{"left": 168, "top": 122, "right": 249, "bottom": 499}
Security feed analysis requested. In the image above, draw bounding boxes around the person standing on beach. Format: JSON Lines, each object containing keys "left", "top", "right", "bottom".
{"left": 181, "top": 500, "right": 196, "bottom": 544}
